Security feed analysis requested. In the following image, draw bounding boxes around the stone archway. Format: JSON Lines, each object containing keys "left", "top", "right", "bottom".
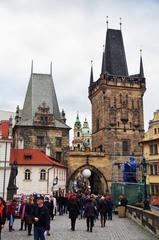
{"left": 67, "top": 164, "right": 108, "bottom": 194}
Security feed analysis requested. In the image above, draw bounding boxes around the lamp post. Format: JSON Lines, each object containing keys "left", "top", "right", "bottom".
{"left": 140, "top": 157, "right": 150, "bottom": 210}
{"left": 52, "top": 176, "right": 58, "bottom": 195}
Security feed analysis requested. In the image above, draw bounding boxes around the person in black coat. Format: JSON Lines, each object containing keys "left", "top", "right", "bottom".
{"left": 0, "top": 197, "right": 6, "bottom": 240}
{"left": 25, "top": 197, "right": 34, "bottom": 236}
{"left": 44, "top": 197, "right": 52, "bottom": 236}
{"left": 68, "top": 196, "right": 79, "bottom": 231}
{"left": 32, "top": 196, "right": 50, "bottom": 240}
{"left": 84, "top": 197, "right": 95, "bottom": 232}
{"left": 99, "top": 196, "right": 107, "bottom": 227}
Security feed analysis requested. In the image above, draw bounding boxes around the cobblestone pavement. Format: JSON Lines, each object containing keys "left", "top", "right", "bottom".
{"left": 2, "top": 214, "right": 158, "bottom": 240}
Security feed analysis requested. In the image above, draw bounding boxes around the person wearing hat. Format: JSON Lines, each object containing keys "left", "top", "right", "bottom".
{"left": 32, "top": 196, "right": 49, "bottom": 240}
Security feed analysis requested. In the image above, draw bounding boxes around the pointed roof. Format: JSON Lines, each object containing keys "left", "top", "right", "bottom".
{"left": 18, "top": 71, "right": 70, "bottom": 129}
{"left": 101, "top": 45, "right": 106, "bottom": 74}
{"left": 139, "top": 51, "right": 144, "bottom": 77}
{"left": 90, "top": 61, "right": 94, "bottom": 86}
{"left": 74, "top": 113, "right": 81, "bottom": 129}
{"left": 104, "top": 29, "right": 128, "bottom": 76}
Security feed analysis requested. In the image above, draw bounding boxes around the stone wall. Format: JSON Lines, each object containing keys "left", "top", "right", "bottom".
{"left": 126, "top": 205, "right": 159, "bottom": 237}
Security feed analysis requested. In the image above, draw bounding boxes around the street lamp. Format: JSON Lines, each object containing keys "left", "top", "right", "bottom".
{"left": 52, "top": 176, "right": 58, "bottom": 195}
{"left": 82, "top": 169, "right": 91, "bottom": 178}
{"left": 140, "top": 157, "right": 151, "bottom": 210}
{"left": 53, "top": 176, "right": 58, "bottom": 186}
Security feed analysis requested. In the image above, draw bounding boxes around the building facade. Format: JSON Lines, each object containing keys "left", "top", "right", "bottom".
{"left": 0, "top": 120, "right": 12, "bottom": 199}
{"left": 89, "top": 27, "right": 146, "bottom": 161}
{"left": 10, "top": 149, "right": 67, "bottom": 195}
{"left": 141, "top": 110, "right": 159, "bottom": 195}
{"left": 13, "top": 64, "right": 70, "bottom": 163}
{"left": 72, "top": 114, "right": 92, "bottom": 150}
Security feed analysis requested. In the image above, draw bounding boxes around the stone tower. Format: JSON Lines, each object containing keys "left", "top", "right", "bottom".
{"left": 13, "top": 62, "right": 70, "bottom": 162}
{"left": 89, "top": 27, "right": 146, "bottom": 159}
{"left": 72, "top": 113, "right": 83, "bottom": 149}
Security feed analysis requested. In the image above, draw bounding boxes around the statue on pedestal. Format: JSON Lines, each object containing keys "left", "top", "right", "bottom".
{"left": 7, "top": 161, "right": 18, "bottom": 200}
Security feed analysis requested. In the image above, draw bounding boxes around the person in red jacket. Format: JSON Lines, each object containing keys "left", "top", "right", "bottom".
{"left": 7, "top": 199, "right": 17, "bottom": 232}
{"left": 0, "top": 197, "right": 6, "bottom": 240}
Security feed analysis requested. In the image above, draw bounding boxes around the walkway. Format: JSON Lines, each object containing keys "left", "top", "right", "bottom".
{"left": 2, "top": 214, "right": 158, "bottom": 240}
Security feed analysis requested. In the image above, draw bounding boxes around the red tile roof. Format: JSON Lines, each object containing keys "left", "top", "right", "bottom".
{"left": 0, "top": 121, "right": 10, "bottom": 139}
{"left": 10, "top": 149, "right": 66, "bottom": 168}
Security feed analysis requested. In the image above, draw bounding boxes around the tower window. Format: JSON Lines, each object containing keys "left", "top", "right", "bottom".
{"left": 56, "top": 152, "right": 62, "bottom": 161}
{"left": 96, "top": 118, "right": 99, "bottom": 131}
{"left": 37, "top": 136, "right": 44, "bottom": 146}
{"left": 77, "top": 132, "right": 80, "bottom": 137}
{"left": 56, "top": 137, "right": 62, "bottom": 147}
{"left": 122, "top": 140, "right": 129, "bottom": 156}
{"left": 154, "top": 128, "right": 157, "bottom": 134}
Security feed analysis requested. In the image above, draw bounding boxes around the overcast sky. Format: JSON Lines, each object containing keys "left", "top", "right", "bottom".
{"left": 0, "top": 0, "right": 159, "bottom": 138}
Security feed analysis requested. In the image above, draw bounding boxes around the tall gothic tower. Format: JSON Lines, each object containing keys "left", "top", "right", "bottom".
{"left": 89, "top": 27, "right": 146, "bottom": 158}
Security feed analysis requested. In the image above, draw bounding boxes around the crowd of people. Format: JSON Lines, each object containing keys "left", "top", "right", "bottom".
{"left": 0, "top": 192, "right": 127, "bottom": 240}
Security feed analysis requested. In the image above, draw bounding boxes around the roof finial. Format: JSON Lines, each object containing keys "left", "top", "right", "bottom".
{"left": 106, "top": 16, "right": 109, "bottom": 29}
{"left": 101, "top": 44, "right": 106, "bottom": 74}
{"left": 90, "top": 60, "right": 94, "bottom": 86}
{"left": 50, "top": 61, "right": 52, "bottom": 76}
{"left": 103, "top": 44, "right": 105, "bottom": 52}
{"left": 120, "top": 17, "right": 122, "bottom": 30}
{"left": 31, "top": 59, "right": 33, "bottom": 74}
{"left": 139, "top": 49, "right": 144, "bottom": 77}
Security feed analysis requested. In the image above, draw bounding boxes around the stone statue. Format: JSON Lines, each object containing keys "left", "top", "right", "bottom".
{"left": 7, "top": 161, "right": 18, "bottom": 200}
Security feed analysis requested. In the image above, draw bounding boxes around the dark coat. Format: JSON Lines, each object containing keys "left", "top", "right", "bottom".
{"left": 68, "top": 200, "right": 79, "bottom": 219}
{"left": 107, "top": 199, "right": 113, "bottom": 211}
{"left": 32, "top": 204, "right": 50, "bottom": 230}
{"left": 25, "top": 203, "right": 34, "bottom": 224}
{"left": 84, "top": 200, "right": 95, "bottom": 217}
{"left": 99, "top": 199, "right": 108, "bottom": 214}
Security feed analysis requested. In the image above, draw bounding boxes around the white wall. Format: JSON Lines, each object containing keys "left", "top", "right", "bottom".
{"left": 0, "top": 141, "right": 11, "bottom": 200}
{"left": 16, "top": 165, "right": 67, "bottom": 195}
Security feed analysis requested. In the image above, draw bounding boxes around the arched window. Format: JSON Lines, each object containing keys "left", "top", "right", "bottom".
{"left": 40, "top": 169, "right": 46, "bottom": 180}
{"left": 154, "top": 128, "right": 157, "bottom": 134}
{"left": 96, "top": 118, "right": 99, "bottom": 131}
{"left": 25, "top": 169, "right": 31, "bottom": 180}
{"left": 77, "top": 132, "right": 80, "bottom": 137}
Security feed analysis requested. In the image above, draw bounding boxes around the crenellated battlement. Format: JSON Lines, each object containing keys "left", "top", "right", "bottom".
{"left": 89, "top": 73, "right": 146, "bottom": 98}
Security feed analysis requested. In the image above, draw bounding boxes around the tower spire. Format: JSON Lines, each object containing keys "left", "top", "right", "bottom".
{"left": 139, "top": 49, "right": 144, "bottom": 77}
{"left": 31, "top": 60, "right": 33, "bottom": 74}
{"left": 120, "top": 17, "right": 122, "bottom": 30}
{"left": 101, "top": 44, "right": 106, "bottom": 74}
{"left": 50, "top": 61, "right": 52, "bottom": 75}
{"left": 106, "top": 16, "right": 109, "bottom": 29}
{"left": 90, "top": 60, "right": 94, "bottom": 86}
